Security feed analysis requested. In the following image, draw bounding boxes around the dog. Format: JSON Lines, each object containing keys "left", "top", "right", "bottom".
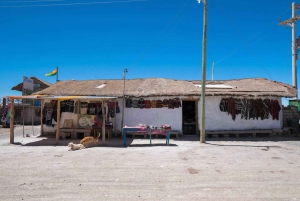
{"left": 80, "top": 132, "right": 101, "bottom": 147}
{"left": 60, "top": 132, "right": 71, "bottom": 140}
{"left": 68, "top": 142, "right": 85, "bottom": 151}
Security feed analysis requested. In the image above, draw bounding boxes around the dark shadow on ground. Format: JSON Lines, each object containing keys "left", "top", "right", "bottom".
{"left": 128, "top": 143, "right": 178, "bottom": 147}
{"left": 204, "top": 142, "right": 281, "bottom": 150}
{"left": 173, "top": 134, "right": 300, "bottom": 142}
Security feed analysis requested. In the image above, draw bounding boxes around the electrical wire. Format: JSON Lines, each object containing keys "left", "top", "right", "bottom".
{"left": 129, "top": 0, "right": 192, "bottom": 69}
{"left": 0, "top": 0, "right": 66, "bottom": 3}
{"left": 213, "top": 0, "right": 297, "bottom": 115}
{"left": 215, "top": 7, "right": 290, "bottom": 65}
{"left": 0, "top": 0, "right": 149, "bottom": 8}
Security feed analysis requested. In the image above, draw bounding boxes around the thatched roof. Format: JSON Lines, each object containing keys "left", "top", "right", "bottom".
{"left": 33, "top": 78, "right": 296, "bottom": 98}
{"left": 12, "top": 77, "right": 52, "bottom": 92}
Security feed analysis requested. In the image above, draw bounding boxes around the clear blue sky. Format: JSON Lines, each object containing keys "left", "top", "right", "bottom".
{"left": 0, "top": 0, "right": 296, "bottom": 105}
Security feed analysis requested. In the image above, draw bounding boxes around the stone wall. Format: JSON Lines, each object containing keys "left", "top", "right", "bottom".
{"left": 282, "top": 105, "right": 299, "bottom": 131}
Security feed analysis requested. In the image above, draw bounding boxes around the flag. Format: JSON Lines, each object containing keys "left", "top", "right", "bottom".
{"left": 45, "top": 68, "right": 58, "bottom": 77}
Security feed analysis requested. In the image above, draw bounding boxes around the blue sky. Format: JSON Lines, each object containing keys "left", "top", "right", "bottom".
{"left": 0, "top": 0, "right": 296, "bottom": 105}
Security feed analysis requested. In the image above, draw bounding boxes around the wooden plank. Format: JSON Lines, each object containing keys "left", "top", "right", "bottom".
{"left": 114, "top": 99, "right": 117, "bottom": 137}
{"left": 10, "top": 98, "right": 15, "bottom": 144}
{"left": 40, "top": 99, "right": 44, "bottom": 136}
{"left": 56, "top": 100, "right": 61, "bottom": 144}
{"left": 102, "top": 100, "right": 105, "bottom": 143}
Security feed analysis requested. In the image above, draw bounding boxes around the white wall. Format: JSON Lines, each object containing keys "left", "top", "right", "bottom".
{"left": 198, "top": 96, "right": 283, "bottom": 131}
{"left": 116, "top": 97, "right": 182, "bottom": 132}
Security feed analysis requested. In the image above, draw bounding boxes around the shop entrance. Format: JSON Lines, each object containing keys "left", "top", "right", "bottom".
{"left": 182, "top": 100, "right": 197, "bottom": 135}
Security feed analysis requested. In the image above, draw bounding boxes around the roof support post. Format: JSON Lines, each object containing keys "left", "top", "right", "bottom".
{"left": 200, "top": 0, "right": 207, "bottom": 143}
{"left": 10, "top": 98, "right": 15, "bottom": 144}
{"left": 56, "top": 100, "right": 61, "bottom": 144}
{"left": 113, "top": 99, "right": 117, "bottom": 137}
{"left": 102, "top": 100, "right": 105, "bottom": 143}
{"left": 40, "top": 99, "right": 44, "bottom": 136}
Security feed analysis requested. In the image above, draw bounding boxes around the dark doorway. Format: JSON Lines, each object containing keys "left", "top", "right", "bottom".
{"left": 182, "top": 101, "right": 196, "bottom": 135}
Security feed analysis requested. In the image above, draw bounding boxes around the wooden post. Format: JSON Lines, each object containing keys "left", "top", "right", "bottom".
{"left": 56, "top": 100, "right": 61, "bottom": 144}
{"left": 10, "top": 98, "right": 15, "bottom": 144}
{"left": 40, "top": 99, "right": 44, "bottom": 136}
{"left": 102, "top": 100, "right": 105, "bottom": 143}
{"left": 114, "top": 99, "right": 117, "bottom": 137}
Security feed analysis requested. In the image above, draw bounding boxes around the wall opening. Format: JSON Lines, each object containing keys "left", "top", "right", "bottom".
{"left": 182, "top": 101, "right": 197, "bottom": 135}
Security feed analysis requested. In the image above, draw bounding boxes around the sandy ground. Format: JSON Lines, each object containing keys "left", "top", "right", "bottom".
{"left": 0, "top": 125, "right": 300, "bottom": 200}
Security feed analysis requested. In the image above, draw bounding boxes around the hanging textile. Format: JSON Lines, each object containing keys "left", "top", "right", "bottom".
{"left": 126, "top": 98, "right": 132, "bottom": 108}
{"left": 262, "top": 99, "right": 271, "bottom": 120}
{"left": 227, "top": 97, "right": 236, "bottom": 121}
{"left": 240, "top": 98, "right": 249, "bottom": 119}
{"left": 219, "top": 98, "right": 228, "bottom": 112}
{"left": 173, "top": 98, "right": 181, "bottom": 108}
{"left": 235, "top": 98, "right": 242, "bottom": 115}
{"left": 270, "top": 100, "right": 281, "bottom": 120}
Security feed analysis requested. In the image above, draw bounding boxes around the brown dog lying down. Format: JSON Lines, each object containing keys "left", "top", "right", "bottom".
{"left": 80, "top": 132, "right": 101, "bottom": 148}
{"left": 68, "top": 142, "right": 85, "bottom": 151}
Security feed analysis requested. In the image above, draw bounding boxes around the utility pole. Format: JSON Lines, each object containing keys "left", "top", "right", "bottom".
{"left": 121, "top": 68, "right": 128, "bottom": 137}
{"left": 198, "top": 0, "right": 207, "bottom": 143}
{"left": 212, "top": 62, "right": 215, "bottom": 81}
{"left": 279, "top": 2, "right": 300, "bottom": 99}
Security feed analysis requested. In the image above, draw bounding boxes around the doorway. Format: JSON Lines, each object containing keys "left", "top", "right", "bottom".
{"left": 182, "top": 101, "right": 197, "bottom": 135}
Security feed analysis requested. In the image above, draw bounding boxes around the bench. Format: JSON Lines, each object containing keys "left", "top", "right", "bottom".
{"left": 205, "top": 129, "right": 274, "bottom": 138}
{"left": 60, "top": 128, "right": 92, "bottom": 139}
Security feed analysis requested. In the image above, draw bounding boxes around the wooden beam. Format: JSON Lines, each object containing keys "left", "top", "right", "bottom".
{"left": 279, "top": 15, "right": 300, "bottom": 25}
{"left": 102, "top": 100, "right": 105, "bottom": 143}
{"left": 56, "top": 100, "right": 61, "bottom": 144}
{"left": 10, "top": 98, "right": 15, "bottom": 144}
{"left": 40, "top": 99, "right": 44, "bottom": 136}
{"left": 113, "top": 99, "right": 117, "bottom": 137}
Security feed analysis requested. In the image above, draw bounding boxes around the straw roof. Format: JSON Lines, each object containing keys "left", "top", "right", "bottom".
{"left": 33, "top": 78, "right": 296, "bottom": 98}
{"left": 12, "top": 76, "right": 52, "bottom": 92}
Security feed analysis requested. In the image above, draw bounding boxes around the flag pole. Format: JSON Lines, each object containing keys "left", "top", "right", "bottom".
{"left": 56, "top": 66, "right": 58, "bottom": 82}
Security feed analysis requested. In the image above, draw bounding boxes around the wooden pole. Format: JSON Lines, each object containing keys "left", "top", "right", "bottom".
{"left": 40, "top": 99, "right": 44, "bottom": 136}
{"left": 200, "top": 0, "right": 207, "bottom": 143}
{"left": 102, "top": 100, "right": 105, "bottom": 143}
{"left": 10, "top": 98, "right": 15, "bottom": 144}
{"left": 114, "top": 99, "right": 117, "bottom": 137}
{"left": 56, "top": 100, "right": 61, "bottom": 144}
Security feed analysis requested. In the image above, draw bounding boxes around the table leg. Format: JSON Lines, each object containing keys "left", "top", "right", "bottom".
{"left": 123, "top": 130, "right": 126, "bottom": 147}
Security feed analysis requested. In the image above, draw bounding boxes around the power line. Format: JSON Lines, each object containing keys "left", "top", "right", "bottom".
{"left": 213, "top": 0, "right": 287, "bottom": 82}
{"left": 0, "top": 0, "right": 66, "bottom": 3}
{"left": 129, "top": 0, "right": 192, "bottom": 69}
{"left": 0, "top": 0, "right": 149, "bottom": 8}
{"left": 215, "top": 7, "right": 290, "bottom": 65}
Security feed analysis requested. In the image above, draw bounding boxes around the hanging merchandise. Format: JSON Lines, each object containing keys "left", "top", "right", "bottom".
{"left": 151, "top": 100, "right": 157, "bottom": 108}
{"left": 173, "top": 98, "right": 181, "bottom": 108}
{"left": 248, "top": 99, "right": 257, "bottom": 120}
{"left": 132, "top": 99, "right": 139, "bottom": 108}
{"left": 270, "top": 100, "right": 281, "bottom": 120}
{"left": 126, "top": 98, "right": 132, "bottom": 108}
{"left": 235, "top": 98, "right": 242, "bottom": 115}
{"left": 240, "top": 98, "right": 249, "bottom": 120}
{"left": 219, "top": 97, "right": 280, "bottom": 121}
{"left": 88, "top": 103, "right": 96, "bottom": 115}
{"left": 46, "top": 107, "right": 53, "bottom": 127}
{"left": 227, "top": 97, "right": 236, "bottom": 121}
{"left": 1, "top": 105, "right": 11, "bottom": 123}
{"left": 168, "top": 98, "right": 174, "bottom": 109}
{"left": 80, "top": 102, "right": 88, "bottom": 114}
{"left": 162, "top": 99, "right": 169, "bottom": 107}
{"left": 256, "top": 98, "right": 264, "bottom": 120}
{"left": 144, "top": 100, "right": 151, "bottom": 109}
{"left": 156, "top": 99, "right": 163, "bottom": 108}
{"left": 219, "top": 98, "right": 228, "bottom": 112}
{"left": 262, "top": 99, "right": 271, "bottom": 120}
{"left": 138, "top": 98, "right": 145, "bottom": 109}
